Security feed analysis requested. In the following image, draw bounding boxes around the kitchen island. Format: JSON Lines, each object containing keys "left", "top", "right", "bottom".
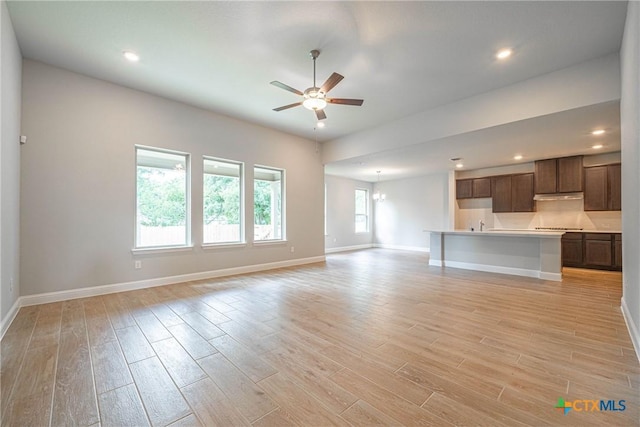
{"left": 428, "top": 230, "right": 565, "bottom": 281}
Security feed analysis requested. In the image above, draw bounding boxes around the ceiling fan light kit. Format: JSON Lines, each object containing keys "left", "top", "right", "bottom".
{"left": 271, "top": 49, "right": 363, "bottom": 121}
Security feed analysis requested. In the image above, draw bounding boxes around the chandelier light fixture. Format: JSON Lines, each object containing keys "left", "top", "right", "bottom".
{"left": 373, "top": 170, "right": 386, "bottom": 202}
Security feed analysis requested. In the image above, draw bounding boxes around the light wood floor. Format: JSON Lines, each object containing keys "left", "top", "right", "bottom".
{"left": 1, "top": 249, "right": 638, "bottom": 426}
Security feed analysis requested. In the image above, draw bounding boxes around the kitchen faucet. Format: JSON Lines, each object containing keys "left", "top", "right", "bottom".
{"left": 479, "top": 220, "right": 485, "bottom": 231}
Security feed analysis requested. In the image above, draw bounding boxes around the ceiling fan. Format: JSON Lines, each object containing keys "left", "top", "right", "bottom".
{"left": 271, "top": 49, "right": 364, "bottom": 121}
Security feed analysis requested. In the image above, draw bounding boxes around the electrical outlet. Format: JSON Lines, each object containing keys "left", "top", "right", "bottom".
{"left": 290, "top": 246, "right": 295, "bottom": 253}
{"left": 9, "top": 277, "right": 14, "bottom": 293}
{"left": 135, "top": 260, "right": 142, "bottom": 269}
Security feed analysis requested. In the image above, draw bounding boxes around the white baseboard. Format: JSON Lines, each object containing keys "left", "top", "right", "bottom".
{"left": 325, "top": 244, "right": 373, "bottom": 254}
{"left": 434, "top": 260, "right": 562, "bottom": 282}
{"left": 0, "top": 298, "right": 22, "bottom": 340}
{"left": 621, "top": 297, "right": 640, "bottom": 364}
{"left": 539, "top": 272, "right": 563, "bottom": 281}
{"left": 1, "top": 255, "right": 325, "bottom": 340}
{"left": 373, "top": 244, "right": 430, "bottom": 253}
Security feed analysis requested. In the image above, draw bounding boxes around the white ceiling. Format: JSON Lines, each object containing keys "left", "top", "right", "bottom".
{"left": 325, "top": 101, "right": 621, "bottom": 181}
{"left": 7, "top": 1, "right": 627, "bottom": 180}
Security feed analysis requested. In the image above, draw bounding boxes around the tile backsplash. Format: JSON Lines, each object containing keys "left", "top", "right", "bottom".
{"left": 456, "top": 198, "right": 622, "bottom": 231}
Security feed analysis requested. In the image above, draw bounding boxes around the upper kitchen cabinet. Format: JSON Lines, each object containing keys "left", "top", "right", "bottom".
{"left": 534, "top": 155, "right": 583, "bottom": 193}
{"left": 512, "top": 173, "right": 535, "bottom": 212}
{"left": 473, "top": 178, "right": 492, "bottom": 198}
{"left": 456, "top": 178, "right": 491, "bottom": 199}
{"left": 456, "top": 179, "right": 473, "bottom": 199}
{"left": 491, "top": 175, "right": 512, "bottom": 212}
{"left": 490, "top": 173, "right": 535, "bottom": 213}
{"left": 584, "top": 163, "right": 621, "bottom": 211}
{"left": 534, "top": 158, "right": 557, "bottom": 194}
{"left": 608, "top": 164, "right": 621, "bottom": 211}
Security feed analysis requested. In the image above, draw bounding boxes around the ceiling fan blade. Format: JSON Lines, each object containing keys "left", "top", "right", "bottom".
{"left": 327, "top": 98, "right": 364, "bottom": 106}
{"left": 273, "top": 102, "right": 303, "bottom": 111}
{"left": 320, "top": 73, "right": 344, "bottom": 94}
{"left": 270, "top": 81, "right": 304, "bottom": 96}
{"left": 315, "top": 109, "right": 327, "bottom": 120}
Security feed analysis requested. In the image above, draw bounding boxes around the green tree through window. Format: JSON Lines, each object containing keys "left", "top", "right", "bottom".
{"left": 254, "top": 166, "right": 283, "bottom": 240}
{"left": 203, "top": 158, "right": 242, "bottom": 244}
{"left": 136, "top": 147, "right": 189, "bottom": 247}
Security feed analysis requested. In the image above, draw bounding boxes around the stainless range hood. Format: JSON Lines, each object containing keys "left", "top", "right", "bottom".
{"left": 533, "top": 192, "right": 584, "bottom": 201}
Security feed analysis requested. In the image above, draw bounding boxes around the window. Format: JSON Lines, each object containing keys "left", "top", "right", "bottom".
{"left": 254, "top": 166, "right": 284, "bottom": 241}
{"left": 355, "top": 188, "right": 369, "bottom": 233}
{"left": 136, "top": 147, "right": 190, "bottom": 248}
{"left": 203, "top": 157, "right": 243, "bottom": 244}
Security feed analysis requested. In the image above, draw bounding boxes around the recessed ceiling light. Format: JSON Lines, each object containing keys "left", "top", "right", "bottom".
{"left": 123, "top": 51, "right": 140, "bottom": 62}
{"left": 592, "top": 144, "right": 603, "bottom": 149}
{"left": 316, "top": 121, "right": 325, "bottom": 128}
{"left": 514, "top": 155, "right": 523, "bottom": 160}
{"left": 591, "top": 129, "right": 605, "bottom": 136}
{"left": 496, "top": 48, "right": 512, "bottom": 60}
{"left": 456, "top": 163, "right": 464, "bottom": 168}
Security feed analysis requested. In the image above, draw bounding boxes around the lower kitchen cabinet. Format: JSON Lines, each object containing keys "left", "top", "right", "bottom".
{"left": 584, "top": 234, "right": 613, "bottom": 267}
{"left": 561, "top": 232, "right": 622, "bottom": 271}
{"left": 615, "top": 235, "right": 622, "bottom": 268}
{"left": 561, "top": 233, "right": 583, "bottom": 267}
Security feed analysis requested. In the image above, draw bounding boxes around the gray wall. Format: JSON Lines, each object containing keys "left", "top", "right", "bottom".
{"left": 20, "top": 60, "right": 324, "bottom": 296}
{"left": 324, "top": 174, "right": 372, "bottom": 251}
{"left": 621, "top": 1, "right": 640, "bottom": 353}
{"left": 373, "top": 173, "right": 449, "bottom": 251}
{"left": 1, "top": 1, "right": 22, "bottom": 321}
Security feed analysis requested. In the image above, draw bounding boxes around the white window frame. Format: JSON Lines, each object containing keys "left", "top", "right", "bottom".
{"left": 355, "top": 188, "right": 369, "bottom": 233}
{"left": 202, "top": 156, "right": 244, "bottom": 246}
{"left": 253, "top": 165, "right": 285, "bottom": 242}
{"left": 134, "top": 145, "right": 191, "bottom": 251}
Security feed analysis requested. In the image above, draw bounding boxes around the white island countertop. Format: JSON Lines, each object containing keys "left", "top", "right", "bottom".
{"left": 425, "top": 229, "right": 565, "bottom": 238}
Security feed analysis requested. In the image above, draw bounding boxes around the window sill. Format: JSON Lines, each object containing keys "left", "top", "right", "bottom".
{"left": 131, "top": 245, "right": 194, "bottom": 255}
{"left": 201, "top": 242, "right": 247, "bottom": 250}
{"left": 253, "top": 239, "right": 288, "bottom": 247}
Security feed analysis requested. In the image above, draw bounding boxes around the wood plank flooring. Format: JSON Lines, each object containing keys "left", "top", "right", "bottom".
{"left": 1, "top": 249, "right": 638, "bottom": 426}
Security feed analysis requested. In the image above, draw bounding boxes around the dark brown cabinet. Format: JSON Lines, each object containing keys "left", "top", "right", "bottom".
{"left": 584, "top": 233, "right": 613, "bottom": 267}
{"left": 473, "top": 178, "right": 491, "bottom": 198}
{"left": 584, "top": 164, "right": 621, "bottom": 211}
{"left": 491, "top": 175, "right": 512, "bottom": 213}
{"left": 609, "top": 164, "right": 621, "bottom": 210}
{"left": 456, "top": 179, "right": 473, "bottom": 199}
{"left": 534, "top": 156, "right": 583, "bottom": 194}
{"left": 561, "top": 232, "right": 622, "bottom": 271}
{"left": 456, "top": 178, "right": 491, "bottom": 199}
{"left": 534, "top": 158, "right": 557, "bottom": 194}
{"left": 583, "top": 166, "right": 608, "bottom": 210}
{"left": 561, "top": 233, "right": 583, "bottom": 267}
{"left": 615, "top": 235, "right": 622, "bottom": 268}
{"left": 490, "top": 174, "right": 535, "bottom": 213}
{"left": 558, "top": 156, "right": 584, "bottom": 193}
{"left": 512, "top": 174, "right": 535, "bottom": 212}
